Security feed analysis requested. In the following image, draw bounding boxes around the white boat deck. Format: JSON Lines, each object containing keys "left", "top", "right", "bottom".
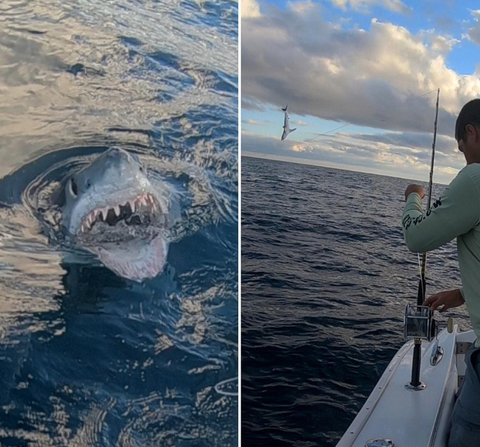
{"left": 336, "top": 326, "right": 476, "bottom": 447}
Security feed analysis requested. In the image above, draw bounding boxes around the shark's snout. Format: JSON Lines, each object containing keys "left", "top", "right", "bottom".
{"left": 105, "top": 147, "right": 127, "bottom": 160}
{"left": 101, "top": 148, "right": 139, "bottom": 174}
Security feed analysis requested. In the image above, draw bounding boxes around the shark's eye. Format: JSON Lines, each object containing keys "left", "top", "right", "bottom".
{"left": 71, "top": 178, "right": 78, "bottom": 196}
{"left": 86, "top": 180, "right": 91, "bottom": 189}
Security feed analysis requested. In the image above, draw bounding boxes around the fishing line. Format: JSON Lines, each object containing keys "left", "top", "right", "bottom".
{"left": 298, "top": 88, "right": 440, "bottom": 145}
{"left": 418, "top": 88, "right": 439, "bottom": 98}
{"left": 302, "top": 123, "right": 350, "bottom": 143}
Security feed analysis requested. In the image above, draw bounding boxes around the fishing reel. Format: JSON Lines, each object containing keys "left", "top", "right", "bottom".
{"left": 404, "top": 304, "right": 438, "bottom": 342}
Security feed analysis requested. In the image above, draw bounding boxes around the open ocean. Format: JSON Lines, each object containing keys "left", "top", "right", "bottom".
{"left": 0, "top": 1, "right": 238, "bottom": 446}
{"left": 241, "top": 155, "right": 471, "bottom": 447}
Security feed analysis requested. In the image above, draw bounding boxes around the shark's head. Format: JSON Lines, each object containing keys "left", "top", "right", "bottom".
{"left": 62, "top": 148, "right": 170, "bottom": 281}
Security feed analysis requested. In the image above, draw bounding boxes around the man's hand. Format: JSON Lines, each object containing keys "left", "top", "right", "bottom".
{"left": 423, "top": 289, "right": 465, "bottom": 313}
{"left": 405, "top": 184, "right": 426, "bottom": 201}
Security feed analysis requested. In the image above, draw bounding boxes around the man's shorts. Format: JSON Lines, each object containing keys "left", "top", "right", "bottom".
{"left": 448, "top": 343, "right": 480, "bottom": 447}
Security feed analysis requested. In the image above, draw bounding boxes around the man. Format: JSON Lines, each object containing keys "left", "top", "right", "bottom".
{"left": 403, "top": 98, "right": 480, "bottom": 446}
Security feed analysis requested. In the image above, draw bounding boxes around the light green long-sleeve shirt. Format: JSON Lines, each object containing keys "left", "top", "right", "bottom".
{"left": 402, "top": 164, "right": 480, "bottom": 346}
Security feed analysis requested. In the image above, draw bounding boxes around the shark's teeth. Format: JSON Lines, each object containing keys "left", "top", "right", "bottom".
{"left": 79, "top": 192, "right": 161, "bottom": 233}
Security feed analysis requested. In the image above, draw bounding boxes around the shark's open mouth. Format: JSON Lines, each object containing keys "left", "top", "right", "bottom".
{"left": 73, "top": 192, "right": 168, "bottom": 280}
{"left": 78, "top": 193, "right": 161, "bottom": 235}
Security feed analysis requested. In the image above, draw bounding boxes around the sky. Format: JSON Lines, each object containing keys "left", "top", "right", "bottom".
{"left": 241, "top": 0, "right": 480, "bottom": 184}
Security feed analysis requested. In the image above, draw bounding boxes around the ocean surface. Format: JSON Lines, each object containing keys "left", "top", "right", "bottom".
{"left": 241, "top": 156, "right": 470, "bottom": 447}
{"left": 0, "top": 2, "right": 238, "bottom": 446}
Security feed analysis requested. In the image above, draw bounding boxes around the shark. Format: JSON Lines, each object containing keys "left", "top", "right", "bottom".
{"left": 281, "top": 105, "right": 296, "bottom": 141}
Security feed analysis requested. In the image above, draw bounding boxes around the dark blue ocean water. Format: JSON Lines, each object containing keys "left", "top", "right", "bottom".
{"left": 0, "top": 1, "right": 237, "bottom": 446}
{"left": 241, "top": 156, "right": 471, "bottom": 447}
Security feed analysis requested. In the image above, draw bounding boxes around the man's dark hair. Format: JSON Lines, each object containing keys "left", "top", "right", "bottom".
{"left": 456, "top": 98, "right": 480, "bottom": 142}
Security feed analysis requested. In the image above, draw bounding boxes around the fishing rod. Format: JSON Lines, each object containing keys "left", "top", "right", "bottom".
{"left": 409, "top": 87, "right": 440, "bottom": 388}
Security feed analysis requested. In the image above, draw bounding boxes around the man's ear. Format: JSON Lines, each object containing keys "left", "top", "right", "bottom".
{"left": 465, "top": 124, "right": 477, "bottom": 141}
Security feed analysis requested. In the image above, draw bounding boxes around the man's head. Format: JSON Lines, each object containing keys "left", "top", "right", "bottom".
{"left": 456, "top": 99, "right": 480, "bottom": 164}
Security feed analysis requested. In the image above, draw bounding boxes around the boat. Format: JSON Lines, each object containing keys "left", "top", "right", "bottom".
{"left": 336, "top": 320, "right": 475, "bottom": 447}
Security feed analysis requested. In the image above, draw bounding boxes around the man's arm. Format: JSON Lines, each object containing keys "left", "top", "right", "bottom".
{"left": 402, "top": 167, "right": 480, "bottom": 253}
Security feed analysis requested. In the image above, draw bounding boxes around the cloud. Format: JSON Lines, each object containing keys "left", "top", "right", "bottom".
{"left": 288, "top": 1, "right": 316, "bottom": 15}
{"left": 346, "top": 131, "right": 462, "bottom": 168}
{"left": 242, "top": 0, "right": 261, "bottom": 18}
{"left": 435, "top": 15, "right": 456, "bottom": 33}
{"left": 242, "top": 119, "right": 262, "bottom": 126}
{"left": 350, "top": 131, "right": 457, "bottom": 156}
{"left": 437, "top": 166, "right": 459, "bottom": 176}
{"left": 292, "top": 143, "right": 310, "bottom": 152}
{"left": 241, "top": 99, "right": 265, "bottom": 112}
{"left": 241, "top": 130, "right": 463, "bottom": 183}
{"left": 328, "top": 0, "right": 411, "bottom": 15}
{"left": 420, "top": 31, "right": 459, "bottom": 55}
{"left": 421, "top": 1, "right": 458, "bottom": 33}
{"left": 242, "top": 4, "right": 480, "bottom": 137}
{"left": 292, "top": 120, "right": 308, "bottom": 126}
{"left": 467, "top": 10, "right": 480, "bottom": 46}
